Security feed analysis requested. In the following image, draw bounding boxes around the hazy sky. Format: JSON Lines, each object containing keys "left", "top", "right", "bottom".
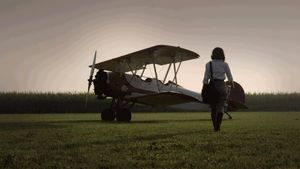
{"left": 1, "top": 0, "right": 299, "bottom": 93}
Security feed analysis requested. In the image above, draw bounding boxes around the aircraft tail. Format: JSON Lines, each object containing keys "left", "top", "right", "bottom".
{"left": 226, "top": 81, "right": 248, "bottom": 111}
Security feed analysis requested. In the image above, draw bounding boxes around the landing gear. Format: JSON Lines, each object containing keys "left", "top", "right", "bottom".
{"left": 116, "top": 108, "right": 132, "bottom": 122}
{"left": 100, "top": 108, "right": 132, "bottom": 122}
{"left": 100, "top": 98, "right": 133, "bottom": 122}
{"left": 101, "top": 109, "right": 115, "bottom": 121}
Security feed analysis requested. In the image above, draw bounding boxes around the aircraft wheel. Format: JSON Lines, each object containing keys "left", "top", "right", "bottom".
{"left": 116, "top": 108, "right": 131, "bottom": 122}
{"left": 101, "top": 109, "right": 115, "bottom": 121}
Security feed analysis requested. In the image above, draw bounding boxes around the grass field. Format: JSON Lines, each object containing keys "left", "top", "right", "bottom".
{"left": 0, "top": 112, "right": 299, "bottom": 169}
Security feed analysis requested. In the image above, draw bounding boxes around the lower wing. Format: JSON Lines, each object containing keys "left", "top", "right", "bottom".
{"left": 130, "top": 92, "right": 201, "bottom": 106}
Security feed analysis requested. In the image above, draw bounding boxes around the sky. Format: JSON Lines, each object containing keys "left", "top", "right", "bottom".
{"left": 0, "top": 0, "right": 299, "bottom": 93}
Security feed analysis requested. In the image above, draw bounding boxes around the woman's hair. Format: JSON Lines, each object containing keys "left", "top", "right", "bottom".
{"left": 211, "top": 47, "right": 225, "bottom": 61}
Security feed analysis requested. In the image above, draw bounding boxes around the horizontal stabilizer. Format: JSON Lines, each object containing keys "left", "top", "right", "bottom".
{"left": 132, "top": 92, "right": 201, "bottom": 106}
{"left": 228, "top": 100, "right": 248, "bottom": 111}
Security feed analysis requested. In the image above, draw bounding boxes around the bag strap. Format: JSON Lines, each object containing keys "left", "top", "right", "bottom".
{"left": 209, "top": 61, "right": 214, "bottom": 80}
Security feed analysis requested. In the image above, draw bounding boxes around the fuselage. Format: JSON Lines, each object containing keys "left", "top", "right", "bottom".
{"left": 93, "top": 71, "right": 202, "bottom": 102}
{"left": 124, "top": 74, "right": 201, "bottom": 100}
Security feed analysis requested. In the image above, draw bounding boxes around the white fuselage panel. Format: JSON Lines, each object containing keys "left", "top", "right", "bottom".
{"left": 124, "top": 74, "right": 202, "bottom": 101}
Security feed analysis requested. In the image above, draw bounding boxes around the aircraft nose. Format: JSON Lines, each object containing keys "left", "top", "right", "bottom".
{"left": 93, "top": 70, "right": 108, "bottom": 97}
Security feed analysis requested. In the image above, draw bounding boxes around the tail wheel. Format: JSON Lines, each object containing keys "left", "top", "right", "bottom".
{"left": 116, "top": 108, "right": 132, "bottom": 122}
{"left": 101, "top": 109, "right": 115, "bottom": 121}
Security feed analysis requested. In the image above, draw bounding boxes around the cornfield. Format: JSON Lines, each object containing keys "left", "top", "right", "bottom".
{"left": 245, "top": 92, "right": 300, "bottom": 111}
{"left": 0, "top": 92, "right": 179, "bottom": 113}
{"left": 0, "top": 92, "right": 299, "bottom": 113}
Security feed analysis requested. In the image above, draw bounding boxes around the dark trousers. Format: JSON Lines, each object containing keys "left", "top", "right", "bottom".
{"left": 211, "top": 81, "right": 227, "bottom": 131}
{"left": 211, "top": 107, "right": 224, "bottom": 131}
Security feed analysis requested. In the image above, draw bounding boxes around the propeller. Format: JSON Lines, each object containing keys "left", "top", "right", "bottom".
{"left": 85, "top": 50, "right": 97, "bottom": 109}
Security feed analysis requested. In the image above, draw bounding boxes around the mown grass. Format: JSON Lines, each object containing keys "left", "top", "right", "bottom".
{"left": 0, "top": 112, "right": 299, "bottom": 169}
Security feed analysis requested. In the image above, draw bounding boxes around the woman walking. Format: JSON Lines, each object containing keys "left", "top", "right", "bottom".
{"left": 202, "top": 47, "right": 234, "bottom": 131}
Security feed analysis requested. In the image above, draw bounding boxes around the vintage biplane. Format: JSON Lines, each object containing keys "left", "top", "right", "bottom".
{"left": 85, "top": 45, "right": 247, "bottom": 121}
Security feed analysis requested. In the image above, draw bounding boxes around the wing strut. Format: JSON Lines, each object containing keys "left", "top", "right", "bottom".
{"left": 127, "top": 61, "right": 136, "bottom": 76}
{"left": 152, "top": 62, "right": 160, "bottom": 92}
{"left": 126, "top": 61, "right": 138, "bottom": 83}
{"left": 173, "top": 60, "right": 182, "bottom": 83}
{"left": 168, "top": 58, "right": 182, "bottom": 91}
{"left": 173, "top": 62, "right": 177, "bottom": 84}
{"left": 163, "top": 63, "right": 172, "bottom": 84}
{"left": 140, "top": 64, "right": 146, "bottom": 77}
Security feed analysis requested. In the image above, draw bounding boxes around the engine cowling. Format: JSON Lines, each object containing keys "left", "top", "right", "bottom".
{"left": 93, "top": 70, "right": 108, "bottom": 99}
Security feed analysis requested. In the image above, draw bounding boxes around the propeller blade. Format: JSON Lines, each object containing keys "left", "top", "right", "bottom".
{"left": 89, "top": 50, "right": 97, "bottom": 81}
{"left": 85, "top": 50, "right": 97, "bottom": 109}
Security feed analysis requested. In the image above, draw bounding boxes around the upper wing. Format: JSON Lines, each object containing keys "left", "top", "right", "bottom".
{"left": 92, "top": 45, "right": 200, "bottom": 72}
{"left": 130, "top": 92, "right": 201, "bottom": 106}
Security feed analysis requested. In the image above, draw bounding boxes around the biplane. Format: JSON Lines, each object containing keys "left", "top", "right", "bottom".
{"left": 85, "top": 45, "right": 247, "bottom": 121}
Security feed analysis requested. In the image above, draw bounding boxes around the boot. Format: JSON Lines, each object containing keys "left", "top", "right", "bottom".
{"left": 216, "top": 112, "right": 224, "bottom": 131}
{"left": 211, "top": 107, "right": 219, "bottom": 131}
{"left": 211, "top": 112, "right": 217, "bottom": 131}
